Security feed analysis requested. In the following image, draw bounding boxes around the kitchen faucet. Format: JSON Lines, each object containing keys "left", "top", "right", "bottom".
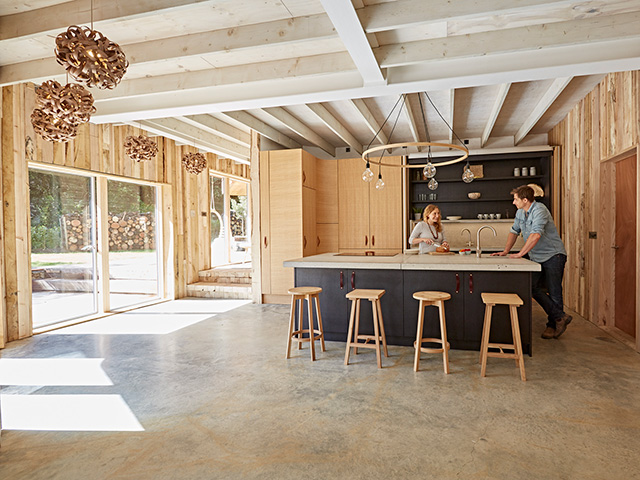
{"left": 476, "top": 225, "right": 497, "bottom": 258}
{"left": 461, "top": 228, "right": 472, "bottom": 248}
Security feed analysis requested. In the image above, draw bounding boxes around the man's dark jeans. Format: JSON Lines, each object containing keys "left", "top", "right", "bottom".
{"left": 531, "top": 253, "right": 567, "bottom": 328}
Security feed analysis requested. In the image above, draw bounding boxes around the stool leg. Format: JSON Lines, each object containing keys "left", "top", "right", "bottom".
{"left": 414, "top": 300, "right": 425, "bottom": 372}
{"left": 480, "top": 304, "right": 493, "bottom": 377}
{"left": 307, "top": 295, "right": 316, "bottom": 361}
{"left": 297, "top": 297, "right": 304, "bottom": 350}
{"left": 376, "top": 298, "right": 389, "bottom": 357}
{"left": 438, "top": 300, "right": 450, "bottom": 374}
{"left": 344, "top": 299, "right": 357, "bottom": 365}
{"left": 286, "top": 295, "right": 297, "bottom": 359}
{"left": 313, "top": 294, "right": 326, "bottom": 352}
{"left": 510, "top": 305, "right": 526, "bottom": 382}
{"left": 353, "top": 299, "right": 361, "bottom": 355}
{"left": 371, "top": 299, "right": 382, "bottom": 368}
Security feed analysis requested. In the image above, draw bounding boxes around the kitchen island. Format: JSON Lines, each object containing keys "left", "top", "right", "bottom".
{"left": 284, "top": 253, "right": 541, "bottom": 355}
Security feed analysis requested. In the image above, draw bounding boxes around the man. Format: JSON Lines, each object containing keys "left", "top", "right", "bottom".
{"left": 491, "top": 185, "right": 572, "bottom": 339}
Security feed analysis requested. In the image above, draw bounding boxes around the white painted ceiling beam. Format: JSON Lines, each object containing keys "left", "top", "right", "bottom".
{"left": 447, "top": 90, "right": 455, "bottom": 145}
{"left": 180, "top": 115, "right": 251, "bottom": 148}
{"left": 377, "top": 12, "right": 640, "bottom": 68}
{"left": 515, "top": 77, "right": 572, "bottom": 145}
{"left": 319, "top": 0, "right": 385, "bottom": 86}
{"left": 220, "top": 111, "right": 300, "bottom": 150}
{"left": 305, "top": 103, "right": 362, "bottom": 155}
{"left": 142, "top": 117, "right": 250, "bottom": 162}
{"left": 360, "top": 0, "right": 574, "bottom": 33}
{"left": 350, "top": 99, "right": 389, "bottom": 147}
{"left": 402, "top": 95, "right": 421, "bottom": 150}
{"left": 482, "top": 83, "right": 511, "bottom": 148}
{"left": 261, "top": 107, "right": 336, "bottom": 157}
{"left": 0, "top": 0, "right": 218, "bottom": 42}
{"left": 0, "top": 14, "right": 336, "bottom": 87}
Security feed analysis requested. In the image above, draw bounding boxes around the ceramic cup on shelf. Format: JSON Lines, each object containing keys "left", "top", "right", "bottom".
{"left": 489, "top": 213, "right": 495, "bottom": 219}
{"left": 522, "top": 167, "right": 529, "bottom": 176}
{"left": 496, "top": 213, "right": 502, "bottom": 219}
{"left": 477, "top": 214, "right": 482, "bottom": 219}
{"left": 483, "top": 213, "right": 489, "bottom": 219}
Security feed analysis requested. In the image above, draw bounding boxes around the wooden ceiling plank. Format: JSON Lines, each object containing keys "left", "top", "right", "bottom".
{"left": 306, "top": 103, "right": 363, "bottom": 154}
{"left": 262, "top": 107, "right": 336, "bottom": 156}
{"left": 360, "top": 0, "right": 574, "bottom": 33}
{"left": 403, "top": 94, "right": 420, "bottom": 143}
{"left": 319, "top": 0, "right": 385, "bottom": 85}
{"left": 447, "top": 89, "right": 455, "bottom": 145}
{"left": 377, "top": 11, "right": 640, "bottom": 68}
{"left": 221, "top": 111, "right": 300, "bottom": 150}
{"left": 514, "top": 77, "right": 572, "bottom": 145}
{"left": 482, "top": 83, "right": 511, "bottom": 148}
{"left": 181, "top": 114, "right": 251, "bottom": 147}
{"left": 350, "top": 98, "right": 389, "bottom": 146}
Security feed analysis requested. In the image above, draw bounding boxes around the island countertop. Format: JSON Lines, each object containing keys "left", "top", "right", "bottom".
{"left": 284, "top": 252, "right": 541, "bottom": 272}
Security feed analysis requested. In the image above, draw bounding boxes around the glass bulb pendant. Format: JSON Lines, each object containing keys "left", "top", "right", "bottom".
{"left": 462, "top": 165, "right": 475, "bottom": 183}
{"left": 423, "top": 161, "right": 436, "bottom": 179}
{"left": 362, "top": 162, "right": 374, "bottom": 182}
{"left": 428, "top": 177, "right": 438, "bottom": 191}
{"left": 375, "top": 174, "right": 385, "bottom": 190}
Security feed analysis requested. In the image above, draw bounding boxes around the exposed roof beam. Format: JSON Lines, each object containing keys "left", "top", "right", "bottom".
{"left": 141, "top": 117, "right": 250, "bottom": 162}
{"left": 376, "top": 12, "right": 640, "bottom": 68}
{"left": 350, "top": 99, "right": 389, "bottom": 146}
{"left": 305, "top": 103, "right": 362, "bottom": 155}
{"left": 402, "top": 95, "right": 421, "bottom": 146}
{"left": 0, "top": 13, "right": 336, "bottom": 86}
{"left": 447, "top": 90, "right": 455, "bottom": 145}
{"left": 220, "top": 111, "right": 300, "bottom": 150}
{"left": 482, "top": 83, "right": 511, "bottom": 148}
{"left": 261, "top": 107, "right": 336, "bottom": 157}
{"left": 319, "top": 0, "right": 385, "bottom": 86}
{"left": 515, "top": 77, "right": 572, "bottom": 145}
{"left": 0, "top": 0, "right": 217, "bottom": 42}
{"left": 359, "top": 0, "right": 573, "bottom": 33}
{"left": 180, "top": 114, "right": 251, "bottom": 148}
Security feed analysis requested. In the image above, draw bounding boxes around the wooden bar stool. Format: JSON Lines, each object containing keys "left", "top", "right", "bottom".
{"left": 286, "top": 287, "right": 325, "bottom": 361}
{"left": 344, "top": 289, "right": 388, "bottom": 368}
{"left": 413, "top": 291, "right": 451, "bottom": 373}
{"left": 479, "top": 292, "right": 526, "bottom": 381}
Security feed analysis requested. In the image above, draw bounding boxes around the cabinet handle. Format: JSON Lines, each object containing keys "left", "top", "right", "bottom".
{"left": 302, "top": 171, "right": 306, "bottom": 184}
{"left": 303, "top": 236, "right": 307, "bottom": 249}
{"left": 340, "top": 271, "right": 344, "bottom": 290}
{"left": 365, "top": 235, "right": 368, "bottom": 246}
{"left": 469, "top": 273, "right": 473, "bottom": 294}
{"left": 455, "top": 273, "right": 460, "bottom": 294}
{"left": 351, "top": 271, "right": 355, "bottom": 290}
{"left": 317, "top": 236, "right": 320, "bottom": 247}
{"left": 372, "top": 235, "right": 375, "bottom": 246}
{"left": 264, "top": 236, "right": 268, "bottom": 248}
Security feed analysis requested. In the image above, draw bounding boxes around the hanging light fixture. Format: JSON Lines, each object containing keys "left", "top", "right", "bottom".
{"left": 462, "top": 160, "right": 475, "bottom": 183}
{"left": 54, "top": 1, "right": 128, "bottom": 90}
{"left": 182, "top": 152, "right": 207, "bottom": 175}
{"left": 31, "top": 109, "right": 78, "bottom": 143}
{"left": 124, "top": 134, "right": 158, "bottom": 162}
{"left": 361, "top": 92, "right": 469, "bottom": 191}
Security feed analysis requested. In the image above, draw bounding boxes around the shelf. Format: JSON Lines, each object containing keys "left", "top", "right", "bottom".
{"left": 414, "top": 198, "right": 516, "bottom": 203}
{"left": 411, "top": 175, "right": 544, "bottom": 184}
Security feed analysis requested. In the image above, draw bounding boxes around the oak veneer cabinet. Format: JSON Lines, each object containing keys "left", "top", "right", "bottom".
{"left": 315, "top": 158, "right": 339, "bottom": 254}
{"left": 260, "top": 149, "right": 317, "bottom": 303}
{"left": 338, "top": 156, "right": 403, "bottom": 253}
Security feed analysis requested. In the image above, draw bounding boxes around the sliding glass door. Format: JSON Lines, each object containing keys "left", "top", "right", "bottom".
{"left": 30, "top": 169, "right": 97, "bottom": 328}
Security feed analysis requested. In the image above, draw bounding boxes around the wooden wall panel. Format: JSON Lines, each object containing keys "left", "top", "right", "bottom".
{"left": 0, "top": 83, "right": 250, "bottom": 347}
{"left": 549, "top": 70, "right": 640, "bottom": 330}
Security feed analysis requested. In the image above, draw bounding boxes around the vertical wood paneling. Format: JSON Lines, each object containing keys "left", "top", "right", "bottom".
{"left": 549, "top": 70, "right": 640, "bottom": 329}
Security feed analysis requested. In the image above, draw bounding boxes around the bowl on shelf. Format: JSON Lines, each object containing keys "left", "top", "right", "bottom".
{"left": 446, "top": 216, "right": 462, "bottom": 221}
{"left": 468, "top": 192, "right": 481, "bottom": 199}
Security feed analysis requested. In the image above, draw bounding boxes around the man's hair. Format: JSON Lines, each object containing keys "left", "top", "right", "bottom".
{"left": 510, "top": 185, "right": 534, "bottom": 202}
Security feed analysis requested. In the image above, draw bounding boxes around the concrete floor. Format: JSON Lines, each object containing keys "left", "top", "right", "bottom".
{"left": 1, "top": 298, "right": 639, "bottom": 479}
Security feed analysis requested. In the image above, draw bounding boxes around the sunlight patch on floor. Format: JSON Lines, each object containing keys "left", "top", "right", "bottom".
{"left": 0, "top": 358, "right": 112, "bottom": 386}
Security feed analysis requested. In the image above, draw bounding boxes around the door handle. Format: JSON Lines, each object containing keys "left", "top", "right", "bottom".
{"left": 302, "top": 171, "right": 306, "bottom": 184}
{"left": 351, "top": 271, "right": 355, "bottom": 290}
{"left": 372, "top": 235, "right": 375, "bottom": 246}
{"left": 317, "top": 236, "right": 320, "bottom": 247}
{"left": 455, "top": 273, "right": 460, "bottom": 294}
{"left": 303, "top": 236, "right": 307, "bottom": 249}
{"left": 340, "top": 271, "right": 344, "bottom": 290}
{"left": 264, "top": 236, "right": 268, "bottom": 248}
{"left": 612, "top": 245, "right": 620, "bottom": 249}
{"left": 365, "top": 235, "right": 368, "bottom": 246}
{"left": 469, "top": 273, "right": 473, "bottom": 294}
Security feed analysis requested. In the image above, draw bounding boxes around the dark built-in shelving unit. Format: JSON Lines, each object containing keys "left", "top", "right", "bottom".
{"left": 408, "top": 150, "right": 553, "bottom": 219}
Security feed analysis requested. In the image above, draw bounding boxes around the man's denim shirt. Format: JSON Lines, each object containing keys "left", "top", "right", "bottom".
{"left": 510, "top": 201, "right": 566, "bottom": 263}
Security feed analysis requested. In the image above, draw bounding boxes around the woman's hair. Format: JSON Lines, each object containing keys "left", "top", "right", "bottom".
{"left": 510, "top": 185, "right": 535, "bottom": 202}
{"left": 422, "top": 204, "right": 442, "bottom": 232}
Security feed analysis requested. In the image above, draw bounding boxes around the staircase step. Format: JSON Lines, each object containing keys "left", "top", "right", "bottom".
{"left": 186, "top": 281, "right": 252, "bottom": 299}
{"left": 198, "top": 266, "right": 252, "bottom": 284}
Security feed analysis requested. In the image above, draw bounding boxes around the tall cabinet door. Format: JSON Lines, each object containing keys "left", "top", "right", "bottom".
{"left": 302, "top": 186, "right": 317, "bottom": 257}
{"left": 259, "top": 151, "right": 272, "bottom": 295}
{"left": 369, "top": 155, "right": 403, "bottom": 251}
{"left": 338, "top": 158, "right": 370, "bottom": 250}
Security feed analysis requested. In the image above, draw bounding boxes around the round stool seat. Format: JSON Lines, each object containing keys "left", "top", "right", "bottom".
{"left": 413, "top": 291, "right": 451, "bottom": 302}
{"left": 288, "top": 286, "right": 322, "bottom": 296}
{"left": 346, "top": 288, "right": 385, "bottom": 300}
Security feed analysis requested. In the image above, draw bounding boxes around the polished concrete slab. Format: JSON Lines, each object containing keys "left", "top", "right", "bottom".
{"left": 1, "top": 298, "right": 639, "bottom": 479}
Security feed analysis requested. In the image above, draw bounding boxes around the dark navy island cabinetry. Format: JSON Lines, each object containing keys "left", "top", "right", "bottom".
{"left": 289, "top": 254, "right": 538, "bottom": 355}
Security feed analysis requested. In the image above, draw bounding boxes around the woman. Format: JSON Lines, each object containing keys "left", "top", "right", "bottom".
{"left": 408, "top": 204, "right": 449, "bottom": 254}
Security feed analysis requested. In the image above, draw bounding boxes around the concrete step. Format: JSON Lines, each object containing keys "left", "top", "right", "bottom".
{"left": 186, "top": 281, "right": 252, "bottom": 299}
{"left": 198, "top": 265, "right": 252, "bottom": 284}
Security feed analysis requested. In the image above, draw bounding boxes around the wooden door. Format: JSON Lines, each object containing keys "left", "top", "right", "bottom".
{"left": 614, "top": 154, "right": 637, "bottom": 338}
{"left": 302, "top": 186, "right": 316, "bottom": 257}
{"left": 338, "top": 158, "right": 370, "bottom": 251}
{"left": 259, "top": 151, "right": 271, "bottom": 295}
{"left": 368, "top": 156, "right": 403, "bottom": 251}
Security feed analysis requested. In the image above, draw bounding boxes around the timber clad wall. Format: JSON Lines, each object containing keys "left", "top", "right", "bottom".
{"left": 0, "top": 83, "right": 249, "bottom": 346}
{"left": 549, "top": 70, "right": 640, "bottom": 325}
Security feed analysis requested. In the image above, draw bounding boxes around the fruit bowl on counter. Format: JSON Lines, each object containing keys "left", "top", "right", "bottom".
{"left": 458, "top": 248, "right": 472, "bottom": 255}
